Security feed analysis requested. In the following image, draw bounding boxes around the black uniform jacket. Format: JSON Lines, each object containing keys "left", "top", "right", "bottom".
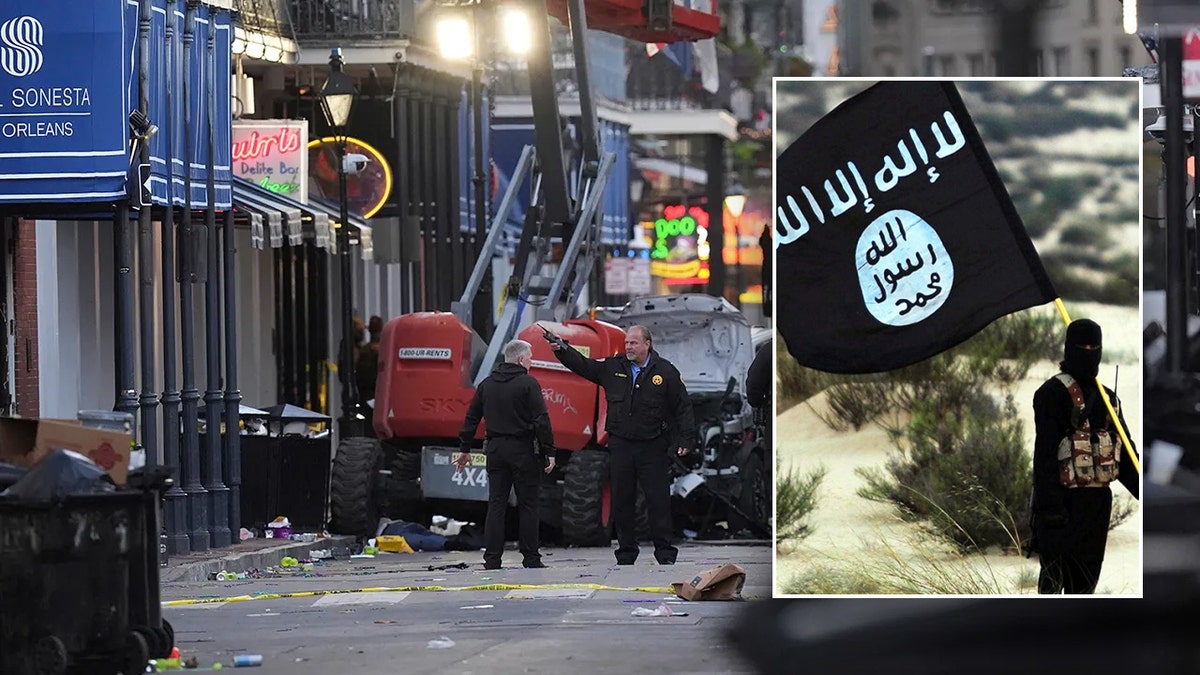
{"left": 459, "top": 362, "right": 555, "bottom": 455}
{"left": 554, "top": 346, "right": 696, "bottom": 449}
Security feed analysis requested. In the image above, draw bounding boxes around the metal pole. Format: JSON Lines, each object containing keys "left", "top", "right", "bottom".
{"left": 734, "top": 212, "right": 744, "bottom": 308}
{"left": 338, "top": 136, "right": 359, "bottom": 435}
{"left": 434, "top": 81, "right": 455, "bottom": 303}
{"left": 135, "top": 0, "right": 159, "bottom": 466}
{"left": 203, "top": 21, "right": 230, "bottom": 548}
{"left": 181, "top": 0, "right": 209, "bottom": 552}
{"left": 1163, "top": 35, "right": 1189, "bottom": 376}
{"left": 443, "top": 80, "right": 464, "bottom": 300}
{"left": 420, "top": 78, "right": 438, "bottom": 310}
{"left": 161, "top": 0, "right": 188, "bottom": 556}
{"left": 705, "top": 134, "right": 726, "bottom": 298}
{"left": 471, "top": 49, "right": 491, "bottom": 336}
{"left": 115, "top": 202, "right": 137, "bottom": 416}
{"left": 222, "top": 208, "right": 242, "bottom": 538}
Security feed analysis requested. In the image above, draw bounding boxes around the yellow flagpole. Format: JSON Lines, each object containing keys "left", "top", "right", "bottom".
{"left": 1053, "top": 298, "right": 1141, "bottom": 475}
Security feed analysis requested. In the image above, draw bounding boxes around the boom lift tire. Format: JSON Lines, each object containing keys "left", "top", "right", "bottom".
{"left": 561, "top": 447, "right": 612, "bottom": 547}
{"left": 329, "top": 437, "right": 383, "bottom": 538}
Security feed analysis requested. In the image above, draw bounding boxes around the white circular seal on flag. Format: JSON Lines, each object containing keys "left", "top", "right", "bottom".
{"left": 855, "top": 209, "right": 954, "bottom": 327}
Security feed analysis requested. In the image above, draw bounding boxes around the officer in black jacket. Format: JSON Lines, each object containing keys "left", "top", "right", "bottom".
{"left": 458, "top": 339, "right": 557, "bottom": 570}
{"left": 545, "top": 325, "right": 696, "bottom": 565}
{"left": 1030, "top": 319, "right": 1139, "bottom": 594}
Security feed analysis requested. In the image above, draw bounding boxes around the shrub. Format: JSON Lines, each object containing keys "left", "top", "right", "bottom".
{"left": 857, "top": 389, "right": 1033, "bottom": 552}
{"left": 776, "top": 462, "right": 827, "bottom": 543}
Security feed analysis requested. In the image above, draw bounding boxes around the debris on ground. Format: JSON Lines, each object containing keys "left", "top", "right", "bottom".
{"left": 631, "top": 603, "right": 689, "bottom": 617}
{"left": 671, "top": 563, "right": 746, "bottom": 601}
{"left": 427, "top": 637, "right": 456, "bottom": 649}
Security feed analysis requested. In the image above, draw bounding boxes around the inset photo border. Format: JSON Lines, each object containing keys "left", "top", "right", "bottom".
{"left": 771, "top": 77, "right": 1144, "bottom": 597}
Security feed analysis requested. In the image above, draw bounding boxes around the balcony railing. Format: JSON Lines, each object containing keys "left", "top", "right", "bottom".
{"left": 288, "top": 0, "right": 415, "bottom": 43}
{"left": 235, "top": 0, "right": 292, "bottom": 38}
{"left": 626, "top": 43, "right": 731, "bottom": 112}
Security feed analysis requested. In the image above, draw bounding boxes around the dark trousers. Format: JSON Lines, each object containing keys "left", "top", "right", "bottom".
{"left": 483, "top": 439, "right": 542, "bottom": 565}
{"left": 1038, "top": 555, "right": 1103, "bottom": 594}
{"left": 610, "top": 435, "right": 676, "bottom": 564}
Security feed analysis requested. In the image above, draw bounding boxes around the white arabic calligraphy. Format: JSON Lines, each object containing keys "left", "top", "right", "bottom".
{"left": 856, "top": 210, "right": 954, "bottom": 326}
{"left": 776, "top": 109, "right": 968, "bottom": 249}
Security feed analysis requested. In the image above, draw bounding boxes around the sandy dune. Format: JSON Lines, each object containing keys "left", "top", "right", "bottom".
{"left": 775, "top": 302, "right": 1142, "bottom": 596}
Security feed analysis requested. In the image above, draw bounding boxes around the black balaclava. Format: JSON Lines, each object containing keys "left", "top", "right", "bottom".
{"left": 1061, "top": 319, "right": 1102, "bottom": 381}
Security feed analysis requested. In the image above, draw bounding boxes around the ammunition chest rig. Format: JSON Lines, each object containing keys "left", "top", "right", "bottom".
{"left": 1054, "top": 373, "right": 1120, "bottom": 488}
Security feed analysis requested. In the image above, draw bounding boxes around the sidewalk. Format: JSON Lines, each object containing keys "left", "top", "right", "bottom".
{"left": 161, "top": 535, "right": 357, "bottom": 583}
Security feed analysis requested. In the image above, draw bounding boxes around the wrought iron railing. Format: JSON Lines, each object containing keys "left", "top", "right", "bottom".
{"left": 626, "top": 44, "right": 730, "bottom": 112}
{"left": 235, "top": 0, "right": 292, "bottom": 38}
{"left": 288, "top": 0, "right": 415, "bottom": 42}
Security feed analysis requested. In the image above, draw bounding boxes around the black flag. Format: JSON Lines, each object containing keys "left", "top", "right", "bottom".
{"left": 775, "top": 81, "right": 1057, "bottom": 374}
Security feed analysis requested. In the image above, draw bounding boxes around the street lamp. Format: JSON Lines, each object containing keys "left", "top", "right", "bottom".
{"left": 320, "top": 47, "right": 361, "bottom": 435}
{"left": 724, "top": 187, "right": 747, "bottom": 308}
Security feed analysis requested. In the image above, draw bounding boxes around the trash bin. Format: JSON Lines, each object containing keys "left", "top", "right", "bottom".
{"left": 0, "top": 488, "right": 160, "bottom": 675}
{"left": 239, "top": 404, "right": 332, "bottom": 533}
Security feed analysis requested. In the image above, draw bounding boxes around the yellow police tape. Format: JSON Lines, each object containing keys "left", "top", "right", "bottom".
{"left": 162, "top": 583, "right": 675, "bottom": 607}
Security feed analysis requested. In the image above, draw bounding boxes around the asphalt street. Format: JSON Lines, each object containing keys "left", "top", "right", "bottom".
{"left": 159, "top": 541, "right": 770, "bottom": 674}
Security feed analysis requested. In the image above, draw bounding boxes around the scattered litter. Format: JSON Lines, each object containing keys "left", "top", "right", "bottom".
{"left": 460, "top": 604, "right": 494, "bottom": 610}
{"left": 265, "top": 517, "right": 292, "bottom": 539}
{"left": 233, "top": 654, "right": 263, "bottom": 667}
{"left": 239, "top": 528, "right": 257, "bottom": 541}
{"left": 310, "top": 549, "right": 332, "bottom": 560}
{"left": 427, "top": 636, "right": 456, "bottom": 649}
{"left": 622, "top": 599, "right": 658, "bottom": 603}
{"left": 280, "top": 557, "right": 299, "bottom": 567}
{"left": 374, "top": 619, "right": 398, "bottom": 624}
{"left": 184, "top": 655, "right": 200, "bottom": 668}
{"left": 288, "top": 533, "right": 318, "bottom": 542}
{"left": 428, "top": 562, "right": 469, "bottom": 571}
{"left": 350, "top": 554, "right": 376, "bottom": 559}
{"left": 631, "top": 603, "right": 688, "bottom": 618}
{"left": 480, "top": 577, "right": 492, "bottom": 581}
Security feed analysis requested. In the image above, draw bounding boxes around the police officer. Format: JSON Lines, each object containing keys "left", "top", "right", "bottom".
{"left": 545, "top": 325, "right": 695, "bottom": 565}
{"left": 457, "top": 340, "right": 557, "bottom": 570}
{"left": 1029, "top": 319, "right": 1139, "bottom": 594}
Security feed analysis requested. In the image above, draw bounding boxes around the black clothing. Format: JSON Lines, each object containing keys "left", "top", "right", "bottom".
{"left": 553, "top": 347, "right": 696, "bottom": 449}
{"left": 460, "top": 361, "right": 555, "bottom": 567}
{"left": 746, "top": 342, "right": 772, "bottom": 409}
{"left": 356, "top": 340, "right": 380, "bottom": 403}
{"left": 611, "top": 435, "right": 676, "bottom": 564}
{"left": 1039, "top": 554, "right": 1104, "bottom": 595}
{"left": 554, "top": 346, "right": 695, "bottom": 564}
{"left": 459, "top": 362, "right": 555, "bottom": 454}
{"left": 1030, "top": 371, "right": 1139, "bottom": 594}
{"left": 483, "top": 438, "right": 543, "bottom": 567}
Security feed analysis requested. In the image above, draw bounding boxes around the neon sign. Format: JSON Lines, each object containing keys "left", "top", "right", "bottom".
{"left": 232, "top": 121, "right": 309, "bottom": 200}
{"left": 232, "top": 128, "right": 303, "bottom": 161}
{"left": 652, "top": 204, "right": 709, "bottom": 260}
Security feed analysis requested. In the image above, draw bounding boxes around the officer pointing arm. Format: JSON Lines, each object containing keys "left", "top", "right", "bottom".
{"left": 543, "top": 326, "right": 691, "bottom": 456}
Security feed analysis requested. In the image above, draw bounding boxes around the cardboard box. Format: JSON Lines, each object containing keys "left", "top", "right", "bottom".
{"left": 0, "top": 417, "right": 132, "bottom": 485}
{"left": 671, "top": 563, "right": 747, "bottom": 601}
